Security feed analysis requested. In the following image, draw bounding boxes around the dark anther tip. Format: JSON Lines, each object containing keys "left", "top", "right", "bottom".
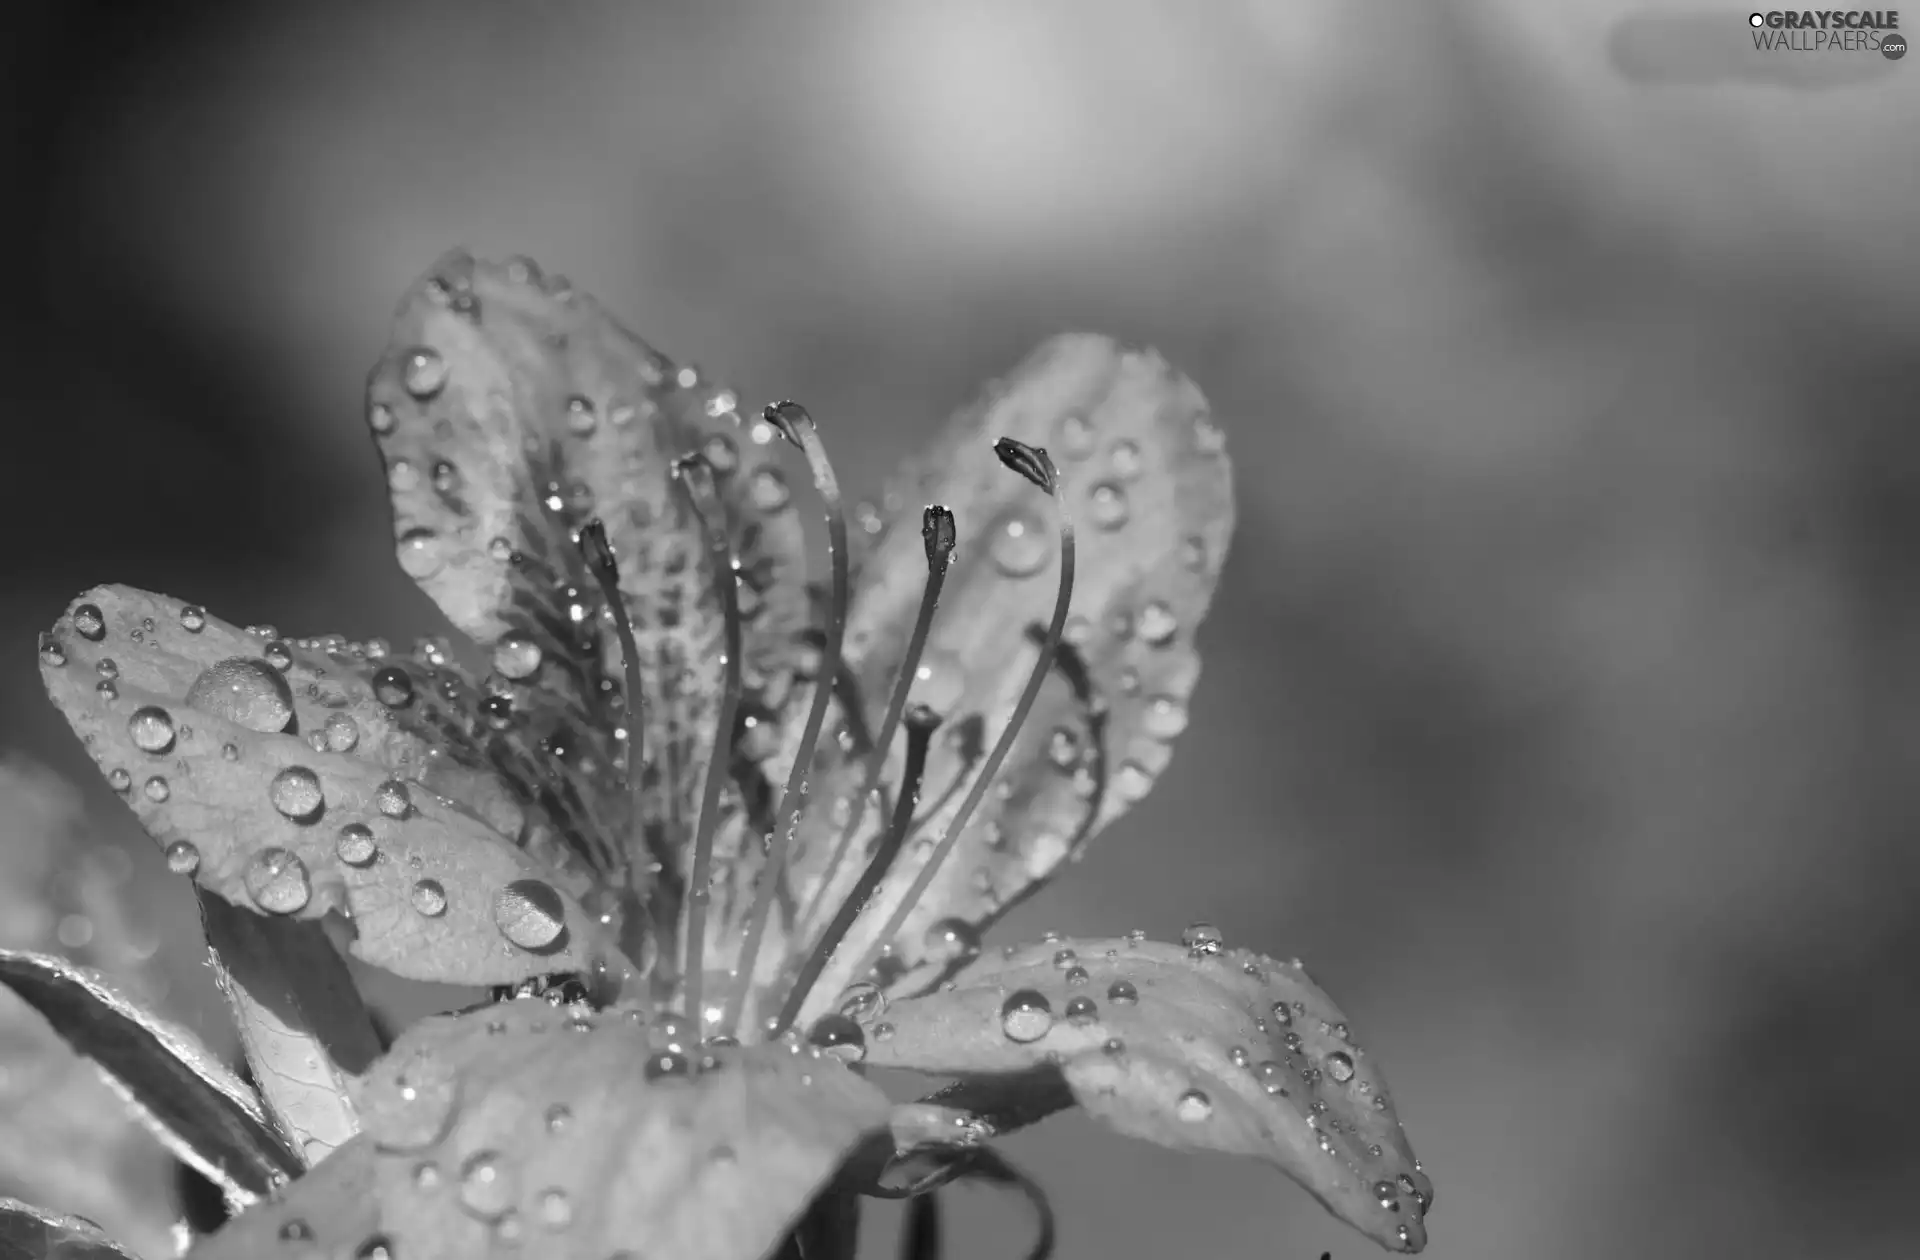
{"left": 992, "top": 437, "right": 1056, "bottom": 494}
{"left": 762, "top": 400, "right": 813, "bottom": 450}
{"left": 577, "top": 519, "right": 618, "bottom": 576}
{"left": 921, "top": 505, "right": 957, "bottom": 566}
{"left": 904, "top": 702, "right": 943, "bottom": 733}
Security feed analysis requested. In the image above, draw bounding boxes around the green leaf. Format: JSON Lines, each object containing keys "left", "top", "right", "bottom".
{"left": 366, "top": 250, "right": 815, "bottom": 902}
{"left": 0, "top": 1197, "right": 143, "bottom": 1260}
{"left": 198, "top": 892, "right": 380, "bottom": 1165}
{"left": 860, "top": 936, "right": 1433, "bottom": 1253}
{"left": 38, "top": 586, "right": 637, "bottom": 991}
{"left": 194, "top": 1000, "right": 893, "bottom": 1260}
{"left": 0, "top": 949, "right": 299, "bottom": 1206}
{"left": 786, "top": 335, "right": 1236, "bottom": 1020}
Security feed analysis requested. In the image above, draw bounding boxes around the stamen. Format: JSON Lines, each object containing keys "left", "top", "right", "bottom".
{"left": 578, "top": 520, "right": 644, "bottom": 893}
{"left": 847, "top": 438, "right": 1074, "bottom": 989}
{"left": 671, "top": 453, "right": 746, "bottom": 1039}
{"left": 797, "top": 506, "right": 956, "bottom": 935}
{"left": 775, "top": 704, "right": 940, "bottom": 1036}
{"left": 721, "top": 401, "right": 853, "bottom": 1038}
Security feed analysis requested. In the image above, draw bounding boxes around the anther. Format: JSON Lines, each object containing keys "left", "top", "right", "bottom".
{"left": 577, "top": 520, "right": 645, "bottom": 894}
{"left": 722, "top": 402, "right": 853, "bottom": 1038}
{"left": 775, "top": 703, "right": 941, "bottom": 1035}
{"left": 671, "top": 453, "right": 745, "bottom": 1040}
{"left": 847, "top": 439, "right": 1074, "bottom": 989}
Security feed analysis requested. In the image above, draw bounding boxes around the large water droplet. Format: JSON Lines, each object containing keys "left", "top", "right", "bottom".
{"left": 410, "top": 879, "right": 448, "bottom": 917}
{"left": 396, "top": 529, "right": 443, "bottom": 579}
{"left": 336, "top": 823, "right": 378, "bottom": 866}
{"left": 1255, "top": 1060, "right": 1288, "bottom": 1096}
{"left": 177, "top": 604, "right": 207, "bottom": 632}
{"left": 493, "top": 879, "right": 566, "bottom": 950}
{"left": 1326, "top": 1050, "right": 1355, "bottom": 1083}
{"left": 1136, "top": 601, "right": 1178, "bottom": 645}
{"left": 403, "top": 348, "right": 448, "bottom": 399}
{"left": 321, "top": 713, "right": 360, "bottom": 753}
{"left": 989, "top": 511, "right": 1050, "bottom": 578}
{"left": 269, "top": 766, "right": 325, "bottom": 820}
{"left": 1064, "top": 996, "right": 1098, "bottom": 1024}
{"left": 457, "top": 1150, "right": 516, "bottom": 1220}
{"left": 1269, "top": 1001, "right": 1293, "bottom": 1027}
{"left": 371, "top": 666, "right": 415, "bottom": 708}
{"left": 186, "top": 658, "right": 295, "bottom": 733}
{"left": 106, "top": 768, "right": 130, "bottom": 792}
{"left": 143, "top": 775, "right": 170, "bottom": 802}
{"left": 375, "top": 780, "right": 412, "bottom": 818}
{"left": 73, "top": 604, "right": 105, "bottom": 641}
{"left": 999, "top": 990, "right": 1054, "bottom": 1043}
{"left": 492, "top": 633, "right": 544, "bottom": 681}
{"left": 1106, "top": 979, "right": 1138, "bottom": 1005}
{"left": 127, "top": 706, "right": 176, "bottom": 754}
{"left": 1175, "top": 1088, "right": 1213, "bottom": 1122}
{"left": 245, "top": 848, "right": 312, "bottom": 914}
{"left": 1087, "top": 482, "right": 1130, "bottom": 530}
{"left": 164, "top": 840, "right": 200, "bottom": 875}
{"left": 922, "top": 918, "right": 982, "bottom": 967}
{"left": 38, "top": 635, "right": 65, "bottom": 667}
{"left": 644, "top": 1050, "right": 690, "bottom": 1080}
{"left": 1181, "top": 922, "right": 1224, "bottom": 957}
{"left": 807, "top": 1013, "right": 867, "bottom": 1063}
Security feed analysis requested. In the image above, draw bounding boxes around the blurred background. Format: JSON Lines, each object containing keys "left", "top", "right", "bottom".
{"left": 3, "top": 1, "right": 1917, "bottom": 1257}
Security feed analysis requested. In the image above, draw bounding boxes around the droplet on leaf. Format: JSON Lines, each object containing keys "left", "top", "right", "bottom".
{"left": 126, "top": 706, "right": 176, "bottom": 753}
{"left": 245, "top": 848, "right": 312, "bottom": 914}
{"left": 371, "top": 666, "right": 415, "bottom": 708}
{"left": 807, "top": 1013, "right": 867, "bottom": 1063}
{"left": 179, "top": 604, "right": 207, "bottom": 632}
{"left": 1181, "top": 922, "right": 1224, "bottom": 957}
{"left": 410, "top": 879, "right": 448, "bottom": 917}
{"left": 457, "top": 1149, "right": 515, "bottom": 1220}
{"left": 268, "top": 766, "right": 325, "bottom": 821}
{"left": 493, "top": 879, "right": 566, "bottom": 950}
{"left": 402, "top": 347, "right": 448, "bottom": 398}
{"left": 375, "top": 780, "right": 411, "bottom": 818}
{"left": 186, "top": 658, "right": 295, "bottom": 733}
{"left": 1327, "top": 1051, "right": 1355, "bottom": 1083}
{"left": 492, "top": 633, "right": 544, "bottom": 680}
{"left": 321, "top": 713, "right": 360, "bottom": 753}
{"left": 1107, "top": 980, "right": 1139, "bottom": 1005}
{"left": 164, "top": 840, "right": 200, "bottom": 874}
{"left": 999, "top": 990, "right": 1054, "bottom": 1043}
{"left": 336, "top": 823, "right": 378, "bottom": 866}
{"left": 73, "top": 603, "right": 106, "bottom": 641}
{"left": 1175, "top": 1088, "right": 1214, "bottom": 1122}
{"left": 143, "top": 775, "right": 170, "bottom": 802}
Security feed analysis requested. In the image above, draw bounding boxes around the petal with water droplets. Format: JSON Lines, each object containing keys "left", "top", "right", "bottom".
{"left": 790, "top": 335, "right": 1234, "bottom": 1010}
{"left": 366, "top": 251, "right": 813, "bottom": 899}
{"left": 0, "top": 948, "right": 301, "bottom": 1205}
{"left": 38, "top": 587, "right": 634, "bottom": 991}
{"left": 193, "top": 1001, "right": 892, "bottom": 1260}
{"left": 0, "top": 1197, "right": 143, "bottom": 1260}
{"left": 860, "top": 936, "right": 1432, "bottom": 1254}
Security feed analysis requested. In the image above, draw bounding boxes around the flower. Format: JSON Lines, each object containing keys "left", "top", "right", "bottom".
{"left": 9, "top": 251, "right": 1431, "bottom": 1258}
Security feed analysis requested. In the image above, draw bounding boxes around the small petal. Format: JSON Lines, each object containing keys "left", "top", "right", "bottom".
{"left": 193, "top": 1001, "right": 892, "bottom": 1260}
{"left": 38, "top": 587, "right": 634, "bottom": 991}
{"left": 0, "top": 1196, "right": 143, "bottom": 1260}
{"left": 861, "top": 936, "right": 1431, "bottom": 1253}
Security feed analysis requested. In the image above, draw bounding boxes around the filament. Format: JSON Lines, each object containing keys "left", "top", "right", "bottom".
{"left": 578, "top": 520, "right": 645, "bottom": 893}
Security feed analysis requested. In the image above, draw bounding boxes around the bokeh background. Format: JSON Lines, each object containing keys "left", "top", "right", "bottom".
{"left": 4, "top": 1, "right": 1918, "bottom": 1257}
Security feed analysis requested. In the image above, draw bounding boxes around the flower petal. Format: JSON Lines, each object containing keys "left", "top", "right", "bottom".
{"left": 39, "top": 587, "right": 633, "bottom": 990}
{"left": 0, "top": 948, "right": 299, "bottom": 1206}
{"left": 789, "top": 335, "right": 1234, "bottom": 1010}
{"left": 367, "top": 250, "right": 813, "bottom": 896}
{"left": 859, "top": 935, "right": 1432, "bottom": 1254}
{"left": 0, "top": 1197, "right": 143, "bottom": 1260}
{"left": 192, "top": 1000, "right": 892, "bottom": 1260}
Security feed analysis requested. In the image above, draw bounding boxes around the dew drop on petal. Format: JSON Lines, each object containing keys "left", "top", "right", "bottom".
{"left": 493, "top": 879, "right": 566, "bottom": 950}
{"left": 321, "top": 713, "right": 360, "bottom": 753}
{"left": 1137, "top": 600, "right": 1178, "bottom": 645}
{"left": 336, "top": 823, "right": 377, "bottom": 866}
{"left": 806, "top": 1013, "right": 867, "bottom": 1063}
{"left": 410, "top": 879, "right": 448, "bottom": 917}
{"left": 1064, "top": 996, "right": 1098, "bottom": 1024}
{"left": 107, "top": 768, "right": 131, "bottom": 792}
{"left": 1112, "top": 761, "right": 1155, "bottom": 803}
{"left": 396, "top": 529, "right": 444, "bottom": 579}
{"left": 644, "top": 1051, "right": 690, "bottom": 1080}
{"left": 1175, "top": 1088, "right": 1213, "bottom": 1123}
{"left": 1106, "top": 979, "right": 1138, "bottom": 1005}
{"left": 492, "top": 633, "right": 544, "bottom": 681}
{"left": 1087, "top": 482, "right": 1130, "bottom": 530}
{"left": 1270, "top": 1001, "right": 1293, "bottom": 1027}
{"left": 371, "top": 666, "right": 415, "bottom": 708}
{"left": 368, "top": 403, "right": 396, "bottom": 435}
{"left": 278, "top": 1220, "right": 313, "bottom": 1242}
{"left": 73, "top": 604, "right": 105, "bottom": 641}
{"left": 456, "top": 1150, "right": 515, "bottom": 1220}
{"left": 836, "top": 981, "right": 885, "bottom": 1023}
{"left": 37, "top": 635, "right": 65, "bottom": 667}
{"left": 245, "top": 848, "right": 312, "bottom": 914}
{"left": 989, "top": 511, "right": 1051, "bottom": 578}
{"left": 999, "top": 990, "right": 1054, "bottom": 1043}
{"left": 921, "top": 918, "right": 982, "bottom": 967}
{"left": 164, "top": 840, "right": 200, "bottom": 875}
{"left": 375, "top": 780, "right": 411, "bottom": 818}
{"left": 1181, "top": 922, "right": 1224, "bottom": 957}
{"left": 186, "top": 658, "right": 295, "bottom": 734}
{"left": 1143, "top": 695, "right": 1189, "bottom": 739}
{"left": 1256, "top": 1060, "right": 1289, "bottom": 1096}
{"left": 269, "top": 766, "right": 325, "bottom": 820}
{"left": 402, "top": 348, "right": 448, "bottom": 399}
{"left": 127, "top": 706, "right": 176, "bottom": 754}
{"left": 143, "top": 776, "right": 170, "bottom": 802}
{"left": 1326, "top": 1050, "right": 1356, "bottom": 1083}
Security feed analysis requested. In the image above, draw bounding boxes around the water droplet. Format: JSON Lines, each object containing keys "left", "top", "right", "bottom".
{"left": 1087, "top": 482, "right": 1130, "bottom": 530}
{"left": 414, "top": 1161, "right": 443, "bottom": 1192}
{"left": 1109, "top": 440, "right": 1143, "bottom": 480}
{"left": 807, "top": 1013, "right": 867, "bottom": 1063}
{"left": 748, "top": 467, "right": 790, "bottom": 511}
{"left": 368, "top": 404, "right": 395, "bottom": 435}
{"left": 999, "top": 990, "right": 1054, "bottom": 1043}
{"left": 143, "top": 776, "right": 170, "bottom": 802}
{"left": 1181, "top": 922, "right": 1224, "bottom": 957}
{"left": 1175, "top": 1089, "right": 1213, "bottom": 1122}
{"left": 1113, "top": 761, "right": 1154, "bottom": 803}
{"left": 1230, "top": 1045, "right": 1252, "bottom": 1069}
{"left": 410, "top": 879, "right": 448, "bottom": 917}
{"left": 221, "top": 742, "right": 239, "bottom": 761}
{"left": 1256, "top": 1061, "right": 1289, "bottom": 1096}
{"left": 1056, "top": 412, "right": 1096, "bottom": 458}
{"left": 494, "top": 879, "right": 566, "bottom": 950}
{"left": 126, "top": 706, "right": 176, "bottom": 754}
{"left": 387, "top": 460, "right": 420, "bottom": 493}
{"left": 375, "top": 780, "right": 411, "bottom": 818}
{"left": 457, "top": 1150, "right": 515, "bottom": 1220}
{"left": 1373, "top": 1179, "right": 1398, "bottom": 1209}
{"left": 492, "top": 633, "right": 544, "bottom": 680}
{"left": 186, "top": 658, "right": 295, "bottom": 733}
{"left": 356, "top": 1236, "right": 394, "bottom": 1260}
{"left": 565, "top": 395, "right": 597, "bottom": 435}
{"left": 371, "top": 666, "right": 415, "bottom": 708}
{"left": 269, "top": 766, "right": 325, "bottom": 820}
{"left": 989, "top": 511, "right": 1051, "bottom": 577}
{"left": 544, "top": 1103, "right": 571, "bottom": 1133}
{"left": 403, "top": 348, "right": 447, "bottom": 398}
{"left": 1270, "top": 1001, "right": 1293, "bottom": 1027}
{"left": 1193, "top": 415, "right": 1225, "bottom": 454}
{"left": 1047, "top": 727, "right": 1080, "bottom": 769}
{"left": 37, "top": 634, "right": 65, "bottom": 667}
{"left": 1326, "top": 1050, "right": 1355, "bottom": 1083}
{"left": 1137, "top": 601, "right": 1177, "bottom": 645}
{"left": 245, "top": 848, "right": 312, "bottom": 914}
{"left": 106, "top": 768, "right": 131, "bottom": 792}
{"left": 644, "top": 1050, "right": 690, "bottom": 1080}
{"left": 1064, "top": 996, "right": 1098, "bottom": 1024}
{"left": 321, "top": 713, "right": 360, "bottom": 753}
{"left": 836, "top": 981, "right": 885, "bottom": 1022}
{"left": 165, "top": 840, "right": 200, "bottom": 875}
{"left": 73, "top": 604, "right": 105, "bottom": 641}
{"left": 397, "top": 529, "right": 444, "bottom": 579}
{"left": 1107, "top": 979, "right": 1139, "bottom": 1005}
{"left": 1143, "top": 695, "right": 1189, "bottom": 739}
{"left": 1051, "top": 948, "right": 1078, "bottom": 969}
{"left": 264, "top": 640, "right": 293, "bottom": 672}
{"left": 537, "top": 1187, "right": 573, "bottom": 1230}
{"left": 278, "top": 1220, "right": 313, "bottom": 1242}
{"left": 336, "top": 823, "right": 377, "bottom": 866}
{"left": 922, "top": 918, "right": 982, "bottom": 967}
